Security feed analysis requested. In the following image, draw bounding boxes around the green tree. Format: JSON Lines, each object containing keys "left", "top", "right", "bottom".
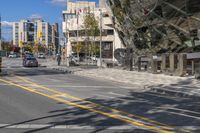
{"left": 83, "top": 13, "right": 100, "bottom": 58}
{"left": 75, "top": 42, "right": 82, "bottom": 63}
{"left": 38, "top": 45, "right": 46, "bottom": 53}
{"left": 23, "top": 44, "right": 34, "bottom": 53}
{"left": 1, "top": 41, "right": 13, "bottom": 52}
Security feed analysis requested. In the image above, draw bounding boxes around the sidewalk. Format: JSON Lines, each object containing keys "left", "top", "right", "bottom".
{"left": 40, "top": 58, "right": 97, "bottom": 73}
{"left": 42, "top": 59, "right": 200, "bottom": 99}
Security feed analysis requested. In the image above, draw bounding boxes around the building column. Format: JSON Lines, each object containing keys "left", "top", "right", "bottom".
{"left": 169, "top": 53, "right": 175, "bottom": 73}
{"left": 176, "top": 53, "right": 187, "bottom": 76}
{"left": 192, "top": 60, "right": 195, "bottom": 75}
{"left": 138, "top": 56, "right": 141, "bottom": 72}
{"left": 151, "top": 60, "right": 158, "bottom": 74}
{"left": 161, "top": 54, "right": 166, "bottom": 73}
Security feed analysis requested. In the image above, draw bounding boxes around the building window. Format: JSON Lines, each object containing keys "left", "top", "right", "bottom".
{"left": 102, "top": 41, "right": 113, "bottom": 58}
{"left": 103, "top": 42, "right": 112, "bottom": 50}
{"left": 103, "top": 13, "right": 109, "bottom": 17}
{"left": 107, "top": 30, "right": 114, "bottom": 35}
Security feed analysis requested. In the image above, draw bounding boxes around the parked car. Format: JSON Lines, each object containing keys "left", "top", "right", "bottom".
{"left": 38, "top": 53, "right": 46, "bottom": 59}
{"left": 23, "top": 57, "right": 38, "bottom": 67}
{"left": 71, "top": 55, "right": 80, "bottom": 62}
{"left": 8, "top": 53, "right": 17, "bottom": 58}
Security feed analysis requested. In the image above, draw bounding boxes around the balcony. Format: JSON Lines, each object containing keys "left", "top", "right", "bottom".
{"left": 103, "top": 17, "right": 112, "bottom": 25}
{"left": 69, "top": 35, "right": 114, "bottom": 43}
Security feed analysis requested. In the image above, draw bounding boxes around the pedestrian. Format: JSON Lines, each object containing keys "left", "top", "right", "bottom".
{"left": 57, "top": 54, "right": 61, "bottom": 66}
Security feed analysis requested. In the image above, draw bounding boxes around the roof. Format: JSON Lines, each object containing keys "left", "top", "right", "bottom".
{"left": 187, "top": 52, "right": 200, "bottom": 59}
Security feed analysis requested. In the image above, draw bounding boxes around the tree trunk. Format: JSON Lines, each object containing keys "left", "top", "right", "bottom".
{"left": 126, "top": 48, "right": 133, "bottom": 71}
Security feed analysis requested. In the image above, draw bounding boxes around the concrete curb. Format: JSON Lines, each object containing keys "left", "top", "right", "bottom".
{"left": 51, "top": 67, "right": 74, "bottom": 74}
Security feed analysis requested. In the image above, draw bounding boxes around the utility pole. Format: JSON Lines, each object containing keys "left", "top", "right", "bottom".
{"left": 64, "top": 14, "right": 68, "bottom": 66}
{"left": 0, "top": 15, "right": 2, "bottom": 73}
{"left": 112, "top": 16, "right": 116, "bottom": 67}
{"left": 0, "top": 14, "right": 2, "bottom": 51}
{"left": 99, "top": 9, "right": 102, "bottom": 68}
{"left": 76, "top": 10, "right": 80, "bottom": 64}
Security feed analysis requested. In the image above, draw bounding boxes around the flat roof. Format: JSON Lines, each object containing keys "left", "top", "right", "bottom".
{"left": 187, "top": 52, "right": 200, "bottom": 59}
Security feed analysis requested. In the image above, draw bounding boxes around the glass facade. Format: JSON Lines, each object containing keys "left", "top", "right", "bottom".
{"left": 27, "top": 23, "right": 34, "bottom": 42}
{"left": 63, "top": 13, "right": 76, "bottom": 22}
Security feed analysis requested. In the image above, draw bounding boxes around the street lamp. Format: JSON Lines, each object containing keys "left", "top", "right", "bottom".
{"left": 0, "top": 15, "right": 2, "bottom": 51}
{"left": 99, "top": 9, "right": 103, "bottom": 68}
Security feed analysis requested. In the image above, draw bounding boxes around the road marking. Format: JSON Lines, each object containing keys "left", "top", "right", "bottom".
{"left": 15, "top": 76, "right": 193, "bottom": 133}
{"left": 1, "top": 123, "right": 199, "bottom": 131}
{"left": 0, "top": 78, "right": 174, "bottom": 133}
{"left": 109, "top": 92, "right": 128, "bottom": 97}
{"left": 157, "top": 106, "right": 200, "bottom": 116}
{"left": 94, "top": 94, "right": 116, "bottom": 99}
{"left": 0, "top": 124, "right": 143, "bottom": 130}
{"left": 0, "top": 84, "right": 11, "bottom": 86}
{"left": 1, "top": 76, "right": 193, "bottom": 133}
{"left": 157, "top": 109, "right": 200, "bottom": 120}
{"left": 48, "top": 78, "right": 61, "bottom": 82}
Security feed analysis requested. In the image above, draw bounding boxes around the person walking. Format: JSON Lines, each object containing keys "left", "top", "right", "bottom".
{"left": 57, "top": 54, "right": 61, "bottom": 66}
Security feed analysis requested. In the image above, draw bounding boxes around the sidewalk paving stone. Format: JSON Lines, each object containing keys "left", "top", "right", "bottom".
{"left": 42, "top": 59, "right": 200, "bottom": 98}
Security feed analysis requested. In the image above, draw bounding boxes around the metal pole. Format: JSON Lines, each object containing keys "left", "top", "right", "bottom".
{"left": 99, "top": 9, "right": 102, "bottom": 68}
{"left": 65, "top": 12, "right": 68, "bottom": 65}
{"left": 113, "top": 30, "right": 115, "bottom": 67}
{"left": 0, "top": 15, "right": 2, "bottom": 73}
{"left": 0, "top": 15, "right": 2, "bottom": 51}
{"left": 76, "top": 12, "right": 80, "bottom": 64}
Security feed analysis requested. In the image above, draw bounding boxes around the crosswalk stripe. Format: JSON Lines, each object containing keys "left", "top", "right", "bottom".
{"left": 0, "top": 124, "right": 137, "bottom": 130}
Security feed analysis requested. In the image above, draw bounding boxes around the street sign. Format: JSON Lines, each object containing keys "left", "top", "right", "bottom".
{"left": 0, "top": 50, "right": 6, "bottom": 57}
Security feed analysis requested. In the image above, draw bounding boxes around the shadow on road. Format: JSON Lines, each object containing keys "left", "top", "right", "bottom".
{"left": 1, "top": 78, "right": 200, "bottom": 133}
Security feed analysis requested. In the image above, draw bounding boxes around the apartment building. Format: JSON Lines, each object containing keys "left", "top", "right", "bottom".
{"left": 13, "top": 19, "right": 59, "bottom": 54}
{"left": 13, "top": 20, "right": 35, "bottom": 47}
{"left": 33, "top": 19, "right": 52, "bottom": 47}
{"left": 62, "top": 0, "right": 123, "bottom": 60}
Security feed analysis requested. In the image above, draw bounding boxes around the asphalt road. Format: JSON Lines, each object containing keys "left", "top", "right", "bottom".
{"left": 0, "top": 58, "right": 200, "bottom": 133}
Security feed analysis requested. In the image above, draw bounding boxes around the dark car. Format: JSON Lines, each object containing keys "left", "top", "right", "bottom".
{"left": 23, "top": 57, "right": 38, "bottom": 67}
{"left": 23, "top": 53, "right": 34, "bottom": 59}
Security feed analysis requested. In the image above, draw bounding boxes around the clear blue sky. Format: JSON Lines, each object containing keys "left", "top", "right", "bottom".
{"left": 0, "top": 0, "right": 99, "bottom": 40}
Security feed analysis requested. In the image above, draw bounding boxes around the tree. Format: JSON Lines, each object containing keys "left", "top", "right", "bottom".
{"left": 83, "top": 13, "right": 100, "bottom": 59}
{"left": 1, "top": 41, "right": 13, "bottom": 52}
{"left": 75, "top": 43, "right": 82, "bottom": 55}
{"left": 38, "top": 45, "right": 46, "bottom": 53}
{"left": 75, "top": 42, "right": 83, "bottom": 63}
{"left": 23, "top": 44, "right": 34, "bottom": 53}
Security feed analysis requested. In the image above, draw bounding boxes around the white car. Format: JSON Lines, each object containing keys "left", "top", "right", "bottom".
{"left": 8, "top": 53, "right": 17, "bottom": 58}
{"left": 38, "top": 53, "right": 46, "bottom": 59}
{"left": 91, "top": 56, "right": 99, "bottom": 61}
{"left": 72, "top": 55, "right": 80, "bottom": 62}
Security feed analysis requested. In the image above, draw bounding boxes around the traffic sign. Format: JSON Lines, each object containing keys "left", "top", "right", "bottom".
{"left": 0, "top": 50, "right": 6, "bottom": 57}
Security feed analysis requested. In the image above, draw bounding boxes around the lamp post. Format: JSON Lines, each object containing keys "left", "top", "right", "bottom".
{"left": 0, "top": 15, "right": 2, "bottom": 51}
{"left": 112, "top": 16, "right": 116, "bottom": 67}
{"left": 0, "top": 15, "right": 2, "bottom": 73}
{"left": 99, "top": 9, "right": 103, "bottom": 68}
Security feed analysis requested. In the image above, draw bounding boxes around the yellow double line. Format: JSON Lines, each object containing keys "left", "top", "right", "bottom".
{"left": 0, "top": 76, "right": 193, "bottom": 133}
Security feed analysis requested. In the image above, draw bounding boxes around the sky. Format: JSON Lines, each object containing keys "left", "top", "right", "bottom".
{"left": 0, "top": 0, "right": 99, "bottom": 41}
